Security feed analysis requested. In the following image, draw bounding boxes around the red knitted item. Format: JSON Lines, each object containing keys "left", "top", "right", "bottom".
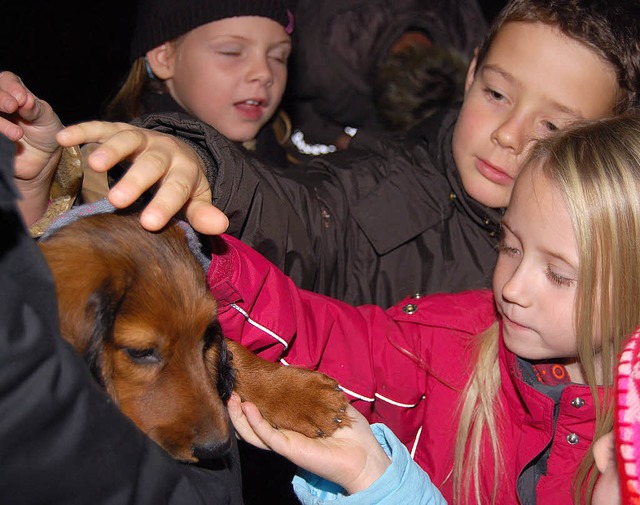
{"left": 615, "top": 326, "right": 640, "bottom": 504}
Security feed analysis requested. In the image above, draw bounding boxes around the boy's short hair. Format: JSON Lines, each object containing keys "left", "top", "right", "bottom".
{"left": 475, "top": 0, "right": 640, "bottom": 113}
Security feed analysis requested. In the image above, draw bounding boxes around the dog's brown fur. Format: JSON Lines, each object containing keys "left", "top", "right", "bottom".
{"left": 39, "top": 212, "right": 349, "bottom": 462}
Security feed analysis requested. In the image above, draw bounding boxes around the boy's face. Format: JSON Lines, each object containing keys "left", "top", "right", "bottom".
{"left": 452, "top": 21, "right": 619, "bottom": 209}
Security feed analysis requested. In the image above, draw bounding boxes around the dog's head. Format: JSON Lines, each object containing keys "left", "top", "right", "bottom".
{"left": 39, "top": 212, "right": 235, "bottom": 462}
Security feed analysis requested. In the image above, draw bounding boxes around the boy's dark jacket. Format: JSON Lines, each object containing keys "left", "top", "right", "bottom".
{"left": 133, "top": 108, "right": 502, "bottom": 308}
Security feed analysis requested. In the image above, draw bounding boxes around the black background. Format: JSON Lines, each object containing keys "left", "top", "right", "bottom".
{"left": 1, "top": 0, "right": 135, "bottom": 125}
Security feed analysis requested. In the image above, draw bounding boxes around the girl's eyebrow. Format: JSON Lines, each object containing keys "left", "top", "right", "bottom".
{"left": 270, "top": 38, "right": 293, "bottom": 48}
{"left": 501, "top": 217, "right": 578, "bottom": 270}
{"left": 541, "top": 248, "right": 579, "bottom": 271}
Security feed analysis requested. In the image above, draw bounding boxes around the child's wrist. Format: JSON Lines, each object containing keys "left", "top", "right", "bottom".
{"left": 344, "top": 447, "right": 391, "bottom": 494}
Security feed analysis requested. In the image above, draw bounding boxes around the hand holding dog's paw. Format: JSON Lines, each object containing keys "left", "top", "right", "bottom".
{"left": 257, "top": 364, "right": 352, "bottom": 438}
{"left": 227, "top": 341, "right": 351, "bottom": 438}
{"left": 229, "top": 393, "right": 390, "bottom": 495}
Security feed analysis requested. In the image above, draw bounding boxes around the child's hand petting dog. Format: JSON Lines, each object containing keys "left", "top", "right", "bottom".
{"left": 226, "top": 341, "right": 351, "bottom": 438}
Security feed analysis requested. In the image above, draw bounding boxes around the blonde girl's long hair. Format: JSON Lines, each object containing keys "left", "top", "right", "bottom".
{"left": 453, "top": 113, "right": 640, "bottom": 505}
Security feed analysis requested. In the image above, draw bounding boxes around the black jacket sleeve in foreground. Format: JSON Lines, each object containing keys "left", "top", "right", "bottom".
{"left": 0, "top": 135, "right": 243, "bottom": 505}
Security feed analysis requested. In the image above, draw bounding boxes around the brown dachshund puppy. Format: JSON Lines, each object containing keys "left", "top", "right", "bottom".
{"left": 39, "top": 212, "right": 350, "bottom": 462}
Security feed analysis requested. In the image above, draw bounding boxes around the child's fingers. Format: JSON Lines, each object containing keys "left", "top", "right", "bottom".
{"left": 228, "top": 395, "right": 271, "bottom": 450}
{"left": 132, "top": 168, "right": 199, "bottom": 229}
{"left": 227, "top": 392, "right": 243, "bottom": 419}
{"left": 0, "top": 75, "right": 38, "bottom": 140}
{"left": 135, "top": 186, "right": 187, "bottom": 231}
{"left": 14, "top": 94, "right": 45, "bottom": 123}
{"left": 56, "top": 121, "right": 136, "bottom": 149}
{"left": 105, "top": 155, "right": 166, "bottom": 207}
{"left": 0, "top": 116, "right": 23, "bottom": 141}
{"left": 0, "top": 90, "right": 20, "bottom": 115}
{"left": 0, "top": 71, "right": 29, "bottom": 110}
{"left": 241, "top": 401, "right": 302, "bottom": 456}
{"left": 59, "top": 121, "right": 223, "bottom": 233}
{"left": 182, "top": 198, "right": 229, "bottom": 235}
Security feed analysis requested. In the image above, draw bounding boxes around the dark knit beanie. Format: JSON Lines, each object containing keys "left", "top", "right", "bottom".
{"left": 130, "top": 0, "right": 296, "bottom": 61}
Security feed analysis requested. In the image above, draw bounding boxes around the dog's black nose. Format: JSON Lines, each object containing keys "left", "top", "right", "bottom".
{"left": 192, "top": 437, "right": 233, "bottom": 460}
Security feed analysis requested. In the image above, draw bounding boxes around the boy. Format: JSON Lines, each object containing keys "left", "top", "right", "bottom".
{"left": 6, "top": 0, "right": 640, "bottom": 307}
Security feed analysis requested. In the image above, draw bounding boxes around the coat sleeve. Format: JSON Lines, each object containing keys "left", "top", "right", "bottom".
{"left": 292, "top": 424, "right": 447, "bottom": 505}
{"left": 0, "top": 135, "right": 243, "bottom": 505}
{"left": 207, "top": 234, "right": 428, "bottom": 447}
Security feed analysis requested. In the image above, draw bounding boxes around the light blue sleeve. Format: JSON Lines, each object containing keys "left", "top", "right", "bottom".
{"left": 292, "top": 423, "right": 447, "bottom": 505}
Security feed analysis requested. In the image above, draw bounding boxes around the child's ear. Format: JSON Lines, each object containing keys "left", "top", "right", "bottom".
{"left": 146, "top": 44, "right": 175, "bottom": 80}
{"left": 464, "top": 47, "right": 479, "bottom": 95}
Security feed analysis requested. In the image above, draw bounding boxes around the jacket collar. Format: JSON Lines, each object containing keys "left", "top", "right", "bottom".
{"left": 139, "top": 91, "right": 287, "bottom": 166}
{"left": 410, "top": 108, "right": 503, "bottom": 238}
{"left": 141, "top": 91, "right": 184, "bottom": 116}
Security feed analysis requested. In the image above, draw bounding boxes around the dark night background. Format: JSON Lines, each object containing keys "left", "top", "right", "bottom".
{"left": 1, "top": 0, "right": 507, "bottom": 126}
{"left": 1, "top": 0, "right": 135, "bottom": 125}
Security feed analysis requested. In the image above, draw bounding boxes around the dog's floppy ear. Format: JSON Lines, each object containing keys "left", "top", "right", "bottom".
{"left": 39, "top": 228, "right": 131, "bottom": 393}
{"left": 83, "top": 277, "right": 128, "bottom": 387}
{"left": 205, "top": 321, "right": 235, "bottom": 401}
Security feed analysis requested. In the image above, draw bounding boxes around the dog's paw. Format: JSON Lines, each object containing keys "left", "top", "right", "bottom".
{"left": 228, "top": 340, "right": 351, "bottom": 438}
{"left": 258, "top": 366, "right": 352, "bottom": 438}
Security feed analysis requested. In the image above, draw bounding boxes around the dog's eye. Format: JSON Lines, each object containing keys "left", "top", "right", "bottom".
{"left": 123, "top": 347, "right": 161, "bottom": 365}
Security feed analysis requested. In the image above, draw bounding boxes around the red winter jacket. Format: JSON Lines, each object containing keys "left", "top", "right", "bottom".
{"left": 208, "top": 234, "right": 600, "bottom": 504}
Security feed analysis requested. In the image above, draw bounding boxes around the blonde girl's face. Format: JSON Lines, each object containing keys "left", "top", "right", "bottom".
{"left": 149, "top": 16, "right": 291, "bottom": 143}
{"left": 492, "top": 165, "right": 585, "bottom": 381}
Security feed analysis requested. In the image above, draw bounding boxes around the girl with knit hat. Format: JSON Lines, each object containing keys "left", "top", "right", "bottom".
{"left": 105, "top": 0, "right": 296, "bottom": 166}
{"left": 76, "top": 0, "right": 297, "bottom": 205}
